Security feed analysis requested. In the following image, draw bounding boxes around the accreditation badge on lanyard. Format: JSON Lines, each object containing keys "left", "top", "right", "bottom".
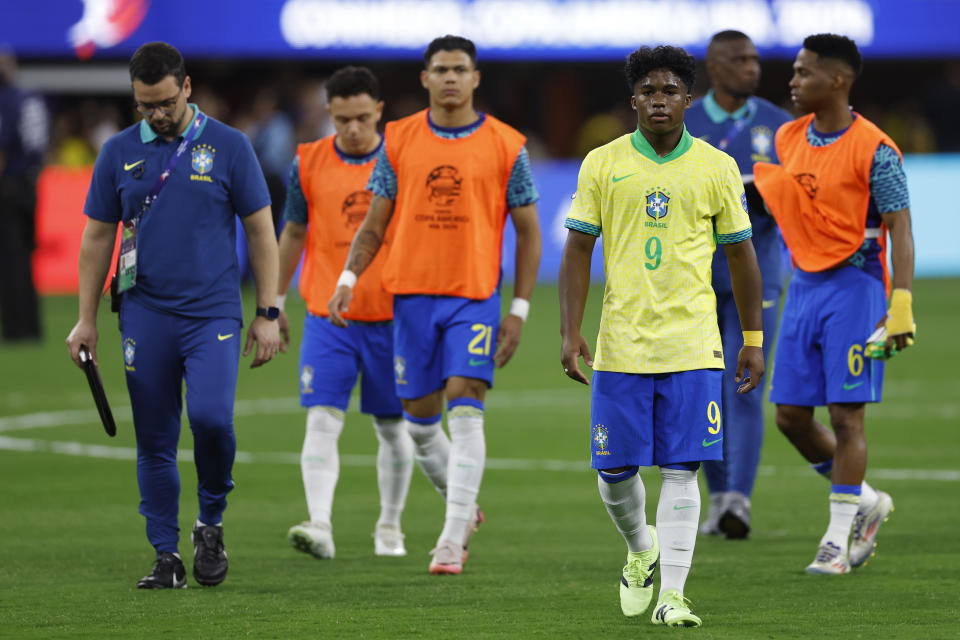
{"left": 116, "top": 219, "right": 139, "bottom": 292}
{"left": 115, "top": 112, "right": 207, "bottom": 294}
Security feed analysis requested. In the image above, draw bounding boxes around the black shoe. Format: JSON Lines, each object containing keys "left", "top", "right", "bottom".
{"left": 192, "top": 523, "right": 228, "bottom": 586}
{"left": 137, "top": 552, "right": 187, "bottom": 589}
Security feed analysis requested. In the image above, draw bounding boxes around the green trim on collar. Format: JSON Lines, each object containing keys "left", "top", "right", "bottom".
{"left": 703, "top": 90, "right": 751, "bottom": 124}
{"left": 139, "top": 103, "right": 205, "bottom": 143}
{"left": 630, "top": 125, "right": 693, "bottom": 164}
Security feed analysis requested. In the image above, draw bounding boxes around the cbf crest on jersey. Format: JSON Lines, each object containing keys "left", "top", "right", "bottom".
{"left": 191, "top": 143, "right": 216, "bottom": 182}
{"left": 750, "top": 126, "right": 773, "bottom": 162}
{"left": 123, "top": 337, "right": 136, "bottom": 371}
{"left": 593, "top": 424, "right": 610, "bottom": 455}
{"left": 645, "top": 187, "right": 671, "bottom": 228}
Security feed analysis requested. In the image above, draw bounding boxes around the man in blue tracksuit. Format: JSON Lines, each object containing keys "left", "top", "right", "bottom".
{"left": 685, "top": 30, "right": 792, "bottom": 539}
{"left": 67, "top": 42, "right": 281, "bottom": 588}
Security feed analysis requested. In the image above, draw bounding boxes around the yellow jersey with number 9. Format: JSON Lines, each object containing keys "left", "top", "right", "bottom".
{"left": 565, "top": 127, "right": 751, "bottom": 374}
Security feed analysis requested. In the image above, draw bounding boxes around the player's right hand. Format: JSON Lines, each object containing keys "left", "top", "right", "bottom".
{"left": 327, "top": 285, "right": 353, "bottom": 328}
{"left": 278, "top": 310, "right": 291, "bottom": 352}
{"left": 66, "top": 320, "right": 99, "bottom": 368}
{"left": 560, "top": 334, "right": 593, "bottom": 385}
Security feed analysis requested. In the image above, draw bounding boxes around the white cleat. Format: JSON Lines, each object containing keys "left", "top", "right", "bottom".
{"left": 849, "top": 491, "right": 894, "bottom": 568}
{"left": 805, "top": 541, "right": 850, "bottom": 575}
{"left": 461, "top": 503, "right": 484, "bottom": 564}
{"left": 373, "top": 523, "right": 407, "bottom": 557}
{"left": 288, "top": 521, "right": 335, "bottom": 559}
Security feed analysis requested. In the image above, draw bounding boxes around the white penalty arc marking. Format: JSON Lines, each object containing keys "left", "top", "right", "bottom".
{"left": 1, "top": 435, "right": 959, "bottom": 481}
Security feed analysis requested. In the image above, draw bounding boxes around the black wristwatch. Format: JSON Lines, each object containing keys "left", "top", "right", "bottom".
{"left": 256, "top": 306, "right": 280, "bottom": 320}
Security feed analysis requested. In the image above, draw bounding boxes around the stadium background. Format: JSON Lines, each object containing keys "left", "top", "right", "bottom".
{"left": 1, "top": 1, "right": 958, "bottom": 637}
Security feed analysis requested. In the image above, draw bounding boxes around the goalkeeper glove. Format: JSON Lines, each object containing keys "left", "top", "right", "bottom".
{"left": 865, "top": 289, "right": 915, "bottom": 360}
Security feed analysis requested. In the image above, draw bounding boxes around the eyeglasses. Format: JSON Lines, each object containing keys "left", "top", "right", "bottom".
{"left": 134, "top": 90, "right": 182, "bottom": 116}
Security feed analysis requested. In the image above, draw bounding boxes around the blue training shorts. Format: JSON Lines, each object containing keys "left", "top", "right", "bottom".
{"left": 770, "top": 265, "right": 886, "bottom": 406}
{"left": 590, "top": 369, "right": 724, "bottom": 469}
{"left": 299, "top": 313, "right": 402, "bottom": 417}
{"left": 392, "top": 293, "right": 500, "bottom": 399}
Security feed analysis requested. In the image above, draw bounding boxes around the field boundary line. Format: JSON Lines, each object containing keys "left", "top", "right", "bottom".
{"left": 2, "top": 435, "right": 958, "bottom": 481}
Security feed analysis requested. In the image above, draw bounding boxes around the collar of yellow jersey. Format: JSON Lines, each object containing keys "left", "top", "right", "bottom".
{"left": 630, "top": 125, "right": 693, "bottom": 164}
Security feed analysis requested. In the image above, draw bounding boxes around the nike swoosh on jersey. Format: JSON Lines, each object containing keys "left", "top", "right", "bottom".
{"left": 124, "top": 159, "right": 145, "bottom": 171}
{"left": 217, "top": 333, "right": 234, "bottom": 341}
{"left": 468, "top": 358, "right": 489, "bottom": 366}
{"left": 702, "top": 437, "right": 723, "bottom": 447}
{"left": 611, "top": 173, "right": 637, "bottom": 183}
{"left": 843, "top": 381, "right": 865, "bottom": 390}
{"left": 673, "top": 504, "right": 697, "bottom": 510}
{"left": 762, "top": 299, "right": 777, "bottom": 309}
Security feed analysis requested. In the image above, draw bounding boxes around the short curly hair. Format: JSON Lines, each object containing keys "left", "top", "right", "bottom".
{"left": 625, "top": 45, "right": 696, "bottom": 93}
{"left": 803, "top": 33, "right": 862, "bottom": 78}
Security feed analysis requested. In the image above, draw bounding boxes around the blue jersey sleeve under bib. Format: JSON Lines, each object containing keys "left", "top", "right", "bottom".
{"left": 85, "top": 109, "right": 271, "bottom": 321}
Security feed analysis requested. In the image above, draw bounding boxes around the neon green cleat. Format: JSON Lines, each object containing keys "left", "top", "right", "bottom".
{"left": 651, "top": 589, "right": 702, "bottom": 627}
{"left": 619, "top": 525, "right": 659, "bottom": 617}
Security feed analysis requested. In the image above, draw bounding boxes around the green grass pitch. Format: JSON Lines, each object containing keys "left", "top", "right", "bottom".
{"left": 1, "top": 280, "right": 959, "bottom": 638}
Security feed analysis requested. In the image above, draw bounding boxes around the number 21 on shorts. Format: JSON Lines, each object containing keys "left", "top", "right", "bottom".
{"left": 468, "top": 324, "right": 493, "bottom": 356}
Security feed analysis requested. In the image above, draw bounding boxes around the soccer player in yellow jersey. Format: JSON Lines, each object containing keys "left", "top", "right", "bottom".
{"left": 559, "top": 46, "right": 765, "bottom": 628}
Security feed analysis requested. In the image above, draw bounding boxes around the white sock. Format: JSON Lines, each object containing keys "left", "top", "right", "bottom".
{"left": 812, "top": 460, "right": 880, "bottom": 514}
{"left": 404, "top": 415, "right": 450, "bottom": 499}
{"left": 373, "top": 416, "right": 414, "bottom": 528}
{"left": 598, "top": 471, "right": 653, "bottom": 552}
{"left": 859, "top": 480, "right": 879, "bottom": 512}
{"left": 301, "top": 406, "right": 344, "bottom": 526}
{"left": 195, "top": 520, "right": 222, "bottom": 528}
{"left": 822, "top": 492, "right": 860, "bottom": 553}
{"left": 656, "top": 468, "right": 700, "bottom": 597}
{"left": 438, "top": 404, "right": 485, "bottom": 544}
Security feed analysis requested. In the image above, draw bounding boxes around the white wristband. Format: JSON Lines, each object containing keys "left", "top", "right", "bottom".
{"left": 509, "top": 298, "right": 530, "bottom": 322}
{"left": 276, "top": 293, "right": 287, "bottom": 312}
{"left": 337, "top": 270, "right": 358, "bottom": 290}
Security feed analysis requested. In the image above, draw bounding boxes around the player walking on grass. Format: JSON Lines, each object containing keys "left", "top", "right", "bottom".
{"left": 753, "top": 34, "right": 914, "bottom": 574}
{"left": 277, "top": 66, "right": 414, "bottom": 559}
{"left": 559, "top": 46, "right": 765, "bottom": 628}
{"left": 684, "top": 30, "right": 793, "bottom": 539}
{"left": 66, "top": 42, "right": 281, "bottom": 589}
{"left": 329, "top": 35, "right": 542, "bottom": 575}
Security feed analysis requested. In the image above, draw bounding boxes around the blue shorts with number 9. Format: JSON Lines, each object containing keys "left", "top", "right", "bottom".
{"left": 392, "top": 293, "right": 500, "bottom": 399}
{"left": 590, "top": 369, "right": 724, "bottom": 469}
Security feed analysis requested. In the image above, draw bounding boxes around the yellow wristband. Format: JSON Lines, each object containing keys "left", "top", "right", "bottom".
{"left": 742, "top": 331, "right": 763, "bottom": 348}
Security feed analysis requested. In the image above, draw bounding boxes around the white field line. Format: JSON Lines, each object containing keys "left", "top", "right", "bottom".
{"left": 1, "top": 435, "right": 958, "bottom": 481}
{"left": 1, "top": 392, "right": 958, "bottom": 480}
{"left": 2, "top": 390, "right": 959, "bottom": 434}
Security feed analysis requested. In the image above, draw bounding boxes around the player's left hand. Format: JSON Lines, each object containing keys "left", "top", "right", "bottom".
{"left": 244, "top": 316, "right": 281, "bottom": 368}
{"left": 884, "top": 288, "right": 916, "bottom": 355}
{"left": 735, "top": 345, "right": 764, "bottom": 394}
{"left": 494, "top": 314, "right": 524, "bottom": 368}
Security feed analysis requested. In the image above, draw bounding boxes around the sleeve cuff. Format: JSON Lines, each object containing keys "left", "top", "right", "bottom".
{"left": 564, "top": 218, "right": 601, "bottom": 236}
{"left": 717, "top": 227, "right": 753, "bottom": 244}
